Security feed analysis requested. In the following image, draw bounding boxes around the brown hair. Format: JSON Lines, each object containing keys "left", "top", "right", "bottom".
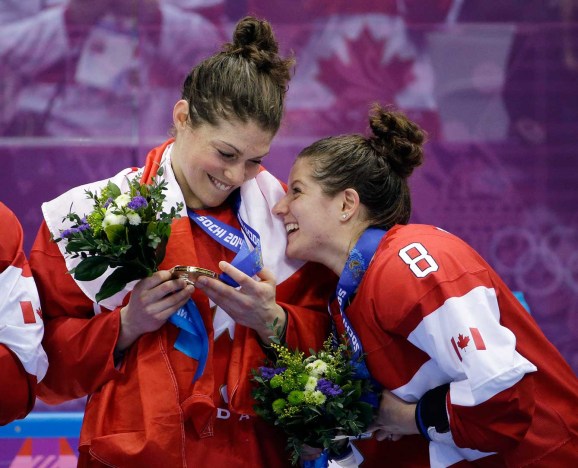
{"left": 297, "top": 104, "right": 426, "bottom": 229}
{"left": 181, "top": 16, "right": 294, "bottom": 133}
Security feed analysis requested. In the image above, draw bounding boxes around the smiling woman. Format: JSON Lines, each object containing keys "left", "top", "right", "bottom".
{"left": 29, "top": 16, "right": 335, "bottom": 468}
{"left": 272, "top": 103, "right": 578, "bottom": 467}
{"left": 170, "top": 115, "right": 272, "bottom": 209}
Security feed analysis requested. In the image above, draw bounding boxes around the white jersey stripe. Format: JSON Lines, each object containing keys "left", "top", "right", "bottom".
{"left": 407, "top": 285, "right": 536, "bottom": 406}
{"left": 429, "top": 441, "right": 494, "bottom": 467}
{"left": 0, "top": 265, "right": 48, "bottom": 380}
{"left": 392, "top": 358, "right": 452, "bottom": 402}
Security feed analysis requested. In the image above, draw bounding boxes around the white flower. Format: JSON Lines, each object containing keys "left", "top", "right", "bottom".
{"left": 127, "top": 212, "right": 141, "bottom": 226}
{"left": 304, "top": 389, "right": 326, "bottom": 405}
{"left": 305, "top": 376, "right": 318, "bottom": 392}
{"left": 102, "top": 212, "right": 127, "bottom": 228}
{"left": 114, "top": 194, "right": 132, "bottom": 207}
{"left": 305, "top": 359, "right": 327, "bottom": 377}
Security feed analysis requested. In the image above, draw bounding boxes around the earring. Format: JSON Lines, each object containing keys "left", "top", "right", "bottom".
{"left": 342, "top": 213, "right": 348, "bottom": 219}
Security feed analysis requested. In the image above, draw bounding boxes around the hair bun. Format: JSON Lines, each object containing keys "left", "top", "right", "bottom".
{"left": 369, "top": 103, "right": 426, "bottom": 178}
{"left": 223, "top": 16, "right": 280, "bottom": 71}
{"left": 233, "top": 16, "right": 278, "bottom": 54}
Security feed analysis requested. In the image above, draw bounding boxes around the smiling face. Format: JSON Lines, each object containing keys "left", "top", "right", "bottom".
{"left": 170, "top": 100, "right": 274, "bottom": 209}
{"left": 273, "top": 158, "right": 348, "bottom": 273}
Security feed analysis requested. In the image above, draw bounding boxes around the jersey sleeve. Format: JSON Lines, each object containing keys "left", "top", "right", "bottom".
{"left": 409, "top": 274, "right": 537, "bottom": 451}
{"left": 0, "top": 203, "right": 48, "bottom": 423}
{"left": 0, "top": 345, "right": 37, "bottom": 425}
{"left": 29, "top": 221, "right": 123, "bottom": 405}
{"left": 374, "top": 229, "right": 538, "bottom": 452}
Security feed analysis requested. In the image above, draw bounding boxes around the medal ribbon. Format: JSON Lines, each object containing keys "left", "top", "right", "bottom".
{"left": 187, "top": 191, "right": 263, "bottom": 287}
{"left": 169, "top": 192, "right": 264, "bottom": 381}
{"left": 330, "top": 227, "right": 387, "bottom": 403}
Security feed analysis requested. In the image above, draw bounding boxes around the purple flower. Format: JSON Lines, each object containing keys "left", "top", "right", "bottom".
{"left": 127, "top": 196, "right": 148, "bottom": 210}
{"left": 78, "top": 223, "right": 90, "bottom": 232}
{"left": 103, "top": 197, "right": 114, "bottom": 208}
{"left": 61, "top": 227, "right": 80, "bottom": 238}
{"left": 316, "top": 378, "right": 343, "bottom": 397}
{"left": 259, "top": 366, "right": 286, "bottom": 379}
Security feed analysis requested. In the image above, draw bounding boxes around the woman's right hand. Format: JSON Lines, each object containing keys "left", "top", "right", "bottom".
{"left": 367, "top": 389, "right": 418, "bottom": 442}
{"left": 116, "top": 270, "right": 194, "bottom": 351}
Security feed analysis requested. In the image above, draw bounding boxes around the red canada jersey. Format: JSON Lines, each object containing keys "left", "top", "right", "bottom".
{"left": 0, "top": 202, "right": 48, "bottom": 425}
{"left": 341, "top": 224, "right": 578, "bottom": 467}
{"left": 31, "top": 140, "right": 335, "bottom": 467}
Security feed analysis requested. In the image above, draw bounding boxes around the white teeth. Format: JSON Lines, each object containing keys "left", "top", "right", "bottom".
{"left": 209, "top": 174, "right": 233, "bottom": 191}
{"left": 286, "top": 223, "right": 299, "bottom": 234}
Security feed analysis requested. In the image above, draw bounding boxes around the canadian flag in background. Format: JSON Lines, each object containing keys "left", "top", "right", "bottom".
{"left": 451, "top": 327, "right": 487, "bottom": 362}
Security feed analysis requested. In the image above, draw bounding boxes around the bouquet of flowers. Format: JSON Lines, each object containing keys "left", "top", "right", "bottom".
{"left": 54, "top": 167, "right": 183, "bottom": 302}
{"left": 252, "top": 333, "right": 375, "bottom": 466}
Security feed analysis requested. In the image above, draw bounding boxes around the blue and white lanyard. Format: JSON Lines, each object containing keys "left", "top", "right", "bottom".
{"left": 331, "top": 228, "right": 387, "bottom": 381}
{"left": 187, "top": 192, "right": 263, "bottom": 287}
{"left": 169, "top": 191, "right": 264, "bottom": 381}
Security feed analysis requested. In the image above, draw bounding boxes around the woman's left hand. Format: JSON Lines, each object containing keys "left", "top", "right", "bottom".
{"left": 300, "top": 443, "right": 323, "bottom": 462}
{"left": 194, "top": 261, "right": 286, "bottom": 343}
{"left": 367, "top": 389, "right": 419, "bottom": 442}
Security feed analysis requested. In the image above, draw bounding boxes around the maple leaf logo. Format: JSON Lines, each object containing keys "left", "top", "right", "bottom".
{"left": 212, "top": 301, "right": 235, "bottom": 341}
{"left": 316, "top": 28, "right": 416, "bottom": 134}
{"left": 457, "top": 333, "right": 470, "bottom": 350}
{"left": 347, "top": 249, "right": 366, "bottom": 279}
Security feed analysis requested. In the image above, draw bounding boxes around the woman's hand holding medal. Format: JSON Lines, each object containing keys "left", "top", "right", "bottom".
{"left": 194, "top": 261, "right": 286, "bottom": 344}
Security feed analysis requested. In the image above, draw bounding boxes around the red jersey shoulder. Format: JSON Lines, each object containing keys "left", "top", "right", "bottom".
{"left": 373, "top": 224, "right": 483, "bottom": 284}
{"left": 0, "top": 202, "right": 24, "bottom": 267}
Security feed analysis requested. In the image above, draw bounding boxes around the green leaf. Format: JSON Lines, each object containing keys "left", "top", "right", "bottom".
{"left": 72, "top": 256, "right": 110, "bottom": 281}
{"left": 155, "top": 235, "right": 169, "bottom": 267}
{"left": 95, "top": 264, "right": 149, "bottom": 302}
{"left": 104, "top": 224, "right": 126, "bottom": 243}
{"left": 106, "top": 181, "right": 122, "bottom": 199}
{"left": 65, "top": 237, "right": 96, "bottom": 250}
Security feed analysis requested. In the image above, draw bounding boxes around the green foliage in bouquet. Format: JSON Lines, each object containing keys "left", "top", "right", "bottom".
{"left": 55, "top": 167, "right": 183, "bottom": 302}
{"left": 251, "top": 333, "right": 375, "bottom": 465}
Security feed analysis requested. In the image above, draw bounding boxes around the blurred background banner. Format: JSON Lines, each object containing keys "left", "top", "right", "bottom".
{"left": 1, "top": 0, "right": 577, "bottom": 460}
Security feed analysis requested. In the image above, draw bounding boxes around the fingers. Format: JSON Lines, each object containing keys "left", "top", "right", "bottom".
{"left": 374, "top": 430, "right": 403, "bottom": 442}
{"left": 196, "top": 262, "right": 256, "bottom": 300}
{"left": 137, "top": 270, "right": 190, "bottom": 299}
{"left": 374, "top": 429, "right": 387, "bottom": 442}
{"left": 130, "top": 270, "right": 195, "bottom": 318}
{"left": 217, "top": 261, "right": 253, "bottom": 288}
{"left": 367, "top": 423, "right": 379, "bottom": 433}
{"left": 133, "top": 270, "right": 171, "bottom": 293}
{"left": 195, "top": 271, "right": 242, "bottom": 302}
{"left": 216, "top": 262, "right": 277, "bottom": 288}
{"left": 152, "top": 283, "right": 195, "bottom": 318}
{"left": 256, "top": 266, "right": 276, "bottom": 283}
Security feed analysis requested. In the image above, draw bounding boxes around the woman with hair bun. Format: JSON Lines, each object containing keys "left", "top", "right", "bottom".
{"left": 273, "top": 104, "right": 578, "bottom": 467}
{"left": 30, "top": 16, "right": 333, "bottom": 467}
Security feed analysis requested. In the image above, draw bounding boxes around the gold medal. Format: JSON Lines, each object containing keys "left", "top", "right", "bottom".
{"left": 171, "top": 266, "right": 217, "bottom": 285}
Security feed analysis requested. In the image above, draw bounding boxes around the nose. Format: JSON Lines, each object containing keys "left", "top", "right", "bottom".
{"left": 224, "top": 164, "right": 245, "bottom": 186}
{"left": 272, "top": 194, "right": 288, "bottom": 217}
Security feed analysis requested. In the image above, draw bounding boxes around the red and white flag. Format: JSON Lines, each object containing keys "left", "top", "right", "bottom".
{"left": 451, "top": 327, "right": 486, "bottom": 361}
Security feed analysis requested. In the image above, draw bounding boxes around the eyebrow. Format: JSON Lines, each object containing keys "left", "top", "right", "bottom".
{"left": 216, "top": 140, "right": 269, "bottom": 159}
{"left": 216, "top": 140, "right": 241, "bottom": 154}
